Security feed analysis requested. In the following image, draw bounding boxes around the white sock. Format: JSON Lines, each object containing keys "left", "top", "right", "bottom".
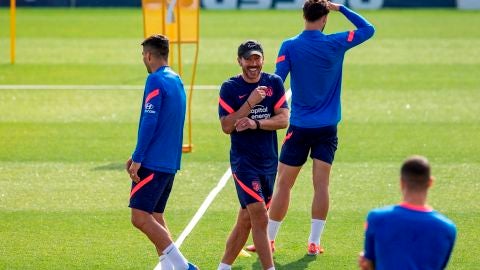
{"left": 308, "top": 219, "right": 326, "bottom": 245}
{"left": 154, "top": 255, "right": 174, "bottom": 270}
{"left": 217, "top": 262, "right": 232, "bottom": 270}
{"left": 163, "top": 243, "right": 188, "bottom": 269}
{"left": 267, "top": 219, "right": 282, "bottom": 241}
{"left": 267, "top": 267, "right": 276, "bottom": 270}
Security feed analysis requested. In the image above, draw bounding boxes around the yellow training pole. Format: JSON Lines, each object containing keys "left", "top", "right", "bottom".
{"left": 10, "top": 0, "right": 16, "bottom": 64}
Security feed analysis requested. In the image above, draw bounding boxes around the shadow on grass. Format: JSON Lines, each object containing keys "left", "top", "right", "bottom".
{"left": 237, "top": 254, "right": 316, "bottom": 270}
{"left": 92, "top": 162, "right": 124, "bottom": 171}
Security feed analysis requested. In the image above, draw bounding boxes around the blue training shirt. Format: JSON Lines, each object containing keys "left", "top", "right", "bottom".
{"left": 364, "top": 203, "right": 457, "bottom": 270}
{"left": 132, "top": 66, "right": 186, "bottom": 174}
{"left": 275, "top": 5, "right": 375, "bottom": 128}
{"left": 218, "top": 72, "right": 288, "bottom": 174}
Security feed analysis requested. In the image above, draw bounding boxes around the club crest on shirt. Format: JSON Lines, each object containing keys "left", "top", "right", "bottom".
{"left": 265, "top": 86, "right": 273, "bottom": 97}
{"left": 252, "top": 181, "right": 261, "bottom": 192}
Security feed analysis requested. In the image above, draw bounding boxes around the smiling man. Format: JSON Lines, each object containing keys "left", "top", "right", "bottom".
{"left": 217, "top": 40, "right": 289, "bottom": 270}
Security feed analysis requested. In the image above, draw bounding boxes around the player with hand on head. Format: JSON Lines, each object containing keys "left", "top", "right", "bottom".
{"left": 359, "top": 155, "right": 457, "bottom": 270}
{"left": 246, "top": 0, "right": 375, "bottom": 255}
{"left": 217, "top": 40, "right": 289, "bottom": 270}
{"left": 126, "top": 34, "right": 198, "bottom": 270}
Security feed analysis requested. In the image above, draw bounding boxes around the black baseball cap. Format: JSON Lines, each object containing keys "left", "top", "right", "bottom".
{"left": 238, "top": 40, "right": 264, "bottom": 59}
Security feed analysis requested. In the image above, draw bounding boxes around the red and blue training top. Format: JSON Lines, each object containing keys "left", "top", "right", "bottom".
{"left": 364, "top": 203, "right": 457, "bottom": 270}
{"left": 218, "top": 72, "right": 288, "bottom": 174}
{"left": 275, "top": 5, "right": 375, "bottom": 128}
{"left": 132, "top": 66, "right": 186, "bottom": 173}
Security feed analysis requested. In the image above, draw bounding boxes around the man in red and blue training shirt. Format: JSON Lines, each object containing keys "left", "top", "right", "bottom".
{"left": 359, "top": 156, "right": 457, "bottom": 270}
{"left": 217, "top": 40, "right": 289, "bottom": 270}
{"left": 125, "top": 34, "right": 198, "bottom": 270}
{"left": 265, "top": 0, "right": 375, "bottom": 255}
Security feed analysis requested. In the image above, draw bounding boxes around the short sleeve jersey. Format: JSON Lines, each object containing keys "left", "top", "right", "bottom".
{"left": 218, "top": 72, "right": 288, "bottom": 174}
{"left": 364, "top": 203, "right": 457, "bottom": 270}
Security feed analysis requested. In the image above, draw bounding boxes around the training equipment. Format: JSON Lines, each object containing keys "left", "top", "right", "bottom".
{"left": 245, "top": 240, "right": 275, "bottom": 253}
{"left": 142, "top": 0, "right": 199, "bottom": 153}
{"left": 237, "top": 249, "right": 251, "bottom": 258}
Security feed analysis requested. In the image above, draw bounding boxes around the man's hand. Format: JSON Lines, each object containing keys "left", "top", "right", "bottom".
{"left": 327, "top": 1, "right": 341, "bottom": 11}
{"left": 126, "top": 157, "right": 141, "bottom": 183}
{"left": 246, "top": 86, "right": 267, "bottom": 107}
{"left": 235, "top": 117, "right": 257, "bottom": 132}
{"left": 358, "top": 251, "right": 374, "bottom": 270}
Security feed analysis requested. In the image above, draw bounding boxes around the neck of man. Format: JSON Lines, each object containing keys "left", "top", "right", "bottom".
{"left": 304, "top": 17, "right": 326, "bottom": 31}
{"left": 402, "top": 191, "right": 428, "bottom": 207}
{"left": 150, "top": 59, "right": 168, "bottom": 73}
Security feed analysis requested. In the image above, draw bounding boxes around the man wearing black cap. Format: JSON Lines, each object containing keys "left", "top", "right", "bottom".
{"left": 217, "top": 40, "right": 289, "bottom": 270}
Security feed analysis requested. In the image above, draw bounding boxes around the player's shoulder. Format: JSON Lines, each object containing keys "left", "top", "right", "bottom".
{"left": 367, "top": 205, "right": 397, "bottom": 220}
{"left": 261, "top": 72, "right": 282, "bottom": 82}
{"left": 221, "top": 75, "right": 242, "bottom": 87}
{"left": 431, "top": 211, "right": 457, "bottom": 231}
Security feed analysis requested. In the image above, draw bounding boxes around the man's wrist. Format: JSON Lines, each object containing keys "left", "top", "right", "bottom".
{"left": 254, "top": 119, "right": 261, "bottom": 130}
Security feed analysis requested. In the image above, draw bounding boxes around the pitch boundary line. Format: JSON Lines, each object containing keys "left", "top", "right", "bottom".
{"left": 0, "top": 84, "right": 219, "bottom": 90}
{"left": 176, "top": 89, "right": 292, "bottom": 248}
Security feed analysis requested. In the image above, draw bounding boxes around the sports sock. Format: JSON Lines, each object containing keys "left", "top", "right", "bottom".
{"left": 217, "top": 262, "right": 232, "bottom": 270}
{"left": 163, "top": 243, "right": 188, "bottom": 269}
{"left": 267, "top": 219, "right": 282, "bottom": 241}
{"left": 266, "top": 267, "right": 276, "bottom": 270}
{"left": 308, "top": 219, "right": 326, "bottom": 245}
{"left": 154, "top": 255, "right": 174, "bottom": 270}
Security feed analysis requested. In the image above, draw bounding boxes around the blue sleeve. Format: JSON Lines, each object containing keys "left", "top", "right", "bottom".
{"left": 132, "top": 76, "right": 163, "bottom": 163}
{"left": 218, "top": 82, "right": 235, "bottom": 118}
{"left": 334, "top": 5, "right": 375, "bottom": 50}
{"left": 274, "top": 41, "right": 290, "bottom": 82}
{"left": 441, "top": 224, "right": 457, "bottom": 269}
{"left": 363, "top": 212, "right": 376, "bottom": 262}
{"left": 273, "top": 75, "right": 288, "bottom": 110}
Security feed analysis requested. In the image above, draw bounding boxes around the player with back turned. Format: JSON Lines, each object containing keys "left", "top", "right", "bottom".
{"left": 126, "top": 34, "right": 198, "bottom": 270}
{"left": 247, "top": 0, "right": 375, "bottom": 255}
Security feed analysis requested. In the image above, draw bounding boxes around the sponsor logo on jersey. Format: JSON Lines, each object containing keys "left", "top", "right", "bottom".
{"left": 145, "top": 103, "right": 155, "bottom": 113}
{"left": 250, "top": 105, "right": 271, "bottom": 120}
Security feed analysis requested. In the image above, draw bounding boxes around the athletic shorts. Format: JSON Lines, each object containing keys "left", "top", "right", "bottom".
{"left": 280, "top": 125, "right": 338, "bottom": 166}
{"left": 129, "top": 166, "right": 175, "bottom": 214}
{"left": 232, "top": 172, "right": 276, "bottom": 209}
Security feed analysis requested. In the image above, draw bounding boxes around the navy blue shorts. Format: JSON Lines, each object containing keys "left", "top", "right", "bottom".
{"left": 129, "top": 166, "right": 175, "bottom": 214}
{"left": 232, "top": 172, "right": 276, "bottom": 209}
{"left": 280, "top": 125, "right": 338, "bottom": 166}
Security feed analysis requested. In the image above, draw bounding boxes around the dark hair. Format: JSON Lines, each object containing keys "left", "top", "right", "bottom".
{"left": 141, "top": 34, "right": 169, "bottom": 59}
{"left": 303, "top": 0, "right": 329, "bottom": 22}
{"left": 400, "top": 156, "right": 431, "bottom": 191}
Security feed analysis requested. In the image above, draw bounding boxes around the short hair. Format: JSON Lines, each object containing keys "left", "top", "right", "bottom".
{"left": 303, "top": 0, "right": 330, "bottom": 22}
{"left": 400, "top": 155, "right": 431, "bottom": 191}
{"left": 141, "top": 34, "right": 169, "bottom": 59}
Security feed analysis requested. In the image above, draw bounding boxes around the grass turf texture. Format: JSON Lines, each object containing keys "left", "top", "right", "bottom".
{"left": 0, "top": 7, "right": 479, "bottom": 269}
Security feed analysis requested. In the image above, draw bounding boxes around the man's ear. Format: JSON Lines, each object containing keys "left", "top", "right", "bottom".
{"left": 237, "top": 57, "right": 242, "bottom": 66}
{"left": 428, "top": 176, "right": 435, "bottom": 188}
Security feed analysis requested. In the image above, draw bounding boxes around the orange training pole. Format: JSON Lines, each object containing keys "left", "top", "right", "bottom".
{"left": 10, "top": 0, "right": 16, "bottom": 64}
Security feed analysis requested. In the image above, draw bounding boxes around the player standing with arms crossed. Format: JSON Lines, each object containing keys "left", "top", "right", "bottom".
{"left": 217, "top": 40, "right": 289, "bottom": 270}
{"left": 126, "top": 35, "right": 198, "bottom": 270}
{"left": 247, "top": 0, "right": 375, "bottom": 255}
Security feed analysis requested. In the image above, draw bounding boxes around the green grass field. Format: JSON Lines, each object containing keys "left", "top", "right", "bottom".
{"left": 1, "top": 7, "right": 479, "bottom": 269}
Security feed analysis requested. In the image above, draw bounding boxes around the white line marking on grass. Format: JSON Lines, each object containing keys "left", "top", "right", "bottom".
{"left": 175, "top": 167, "right": 232, "bottom": 247}
{"left": 0, "top": 85, "right": 219, "bottom": 90}
{"left": 176, "top": 88, "right": 292, "bottom": 248}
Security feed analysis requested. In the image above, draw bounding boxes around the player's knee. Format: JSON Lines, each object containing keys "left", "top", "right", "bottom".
{"left": 131, "top": 213, "right": 148, "bottom": 229}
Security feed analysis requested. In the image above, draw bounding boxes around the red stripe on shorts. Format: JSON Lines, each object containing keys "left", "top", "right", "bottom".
{"left": 233, "top": 174, "right": 264, "bottom": 202}
{"left": 130, "top": 173, "right": 155, "bottom": 198}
